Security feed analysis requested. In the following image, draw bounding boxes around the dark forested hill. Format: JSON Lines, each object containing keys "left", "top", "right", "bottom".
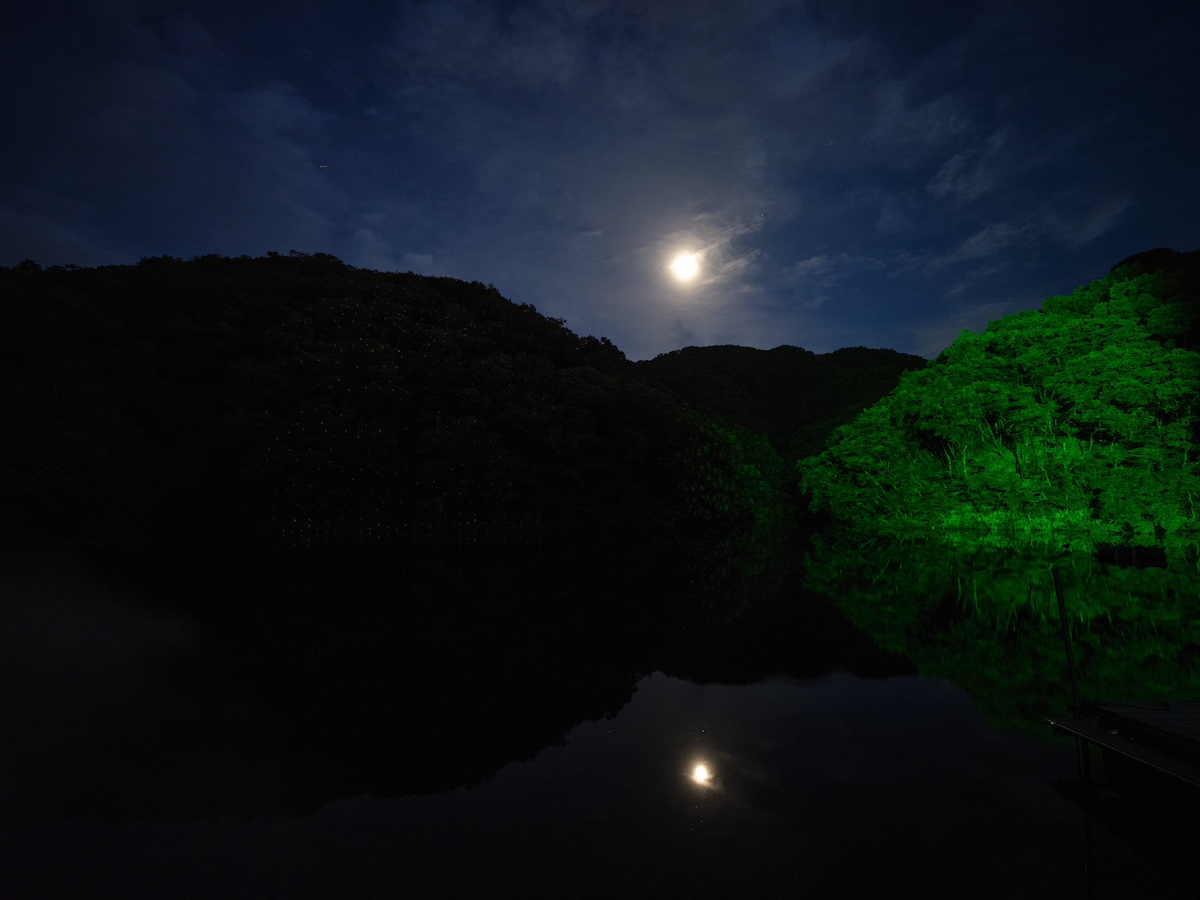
{"left": 631, "top": 343, "right": 926, "bottom": 461}
{"left": 0, "top": 252, "right": 777, "bottom": 575}
{"left": 799, "top": 248, "right": 1200, "bottom": 543}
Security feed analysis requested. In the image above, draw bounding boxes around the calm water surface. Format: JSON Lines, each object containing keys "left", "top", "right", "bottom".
{"left": 1, "top": 551, "right": 1193, "bottom": 899}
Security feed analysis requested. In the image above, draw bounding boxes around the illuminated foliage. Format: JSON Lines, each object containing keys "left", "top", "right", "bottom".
{"left": 799, "top": 250, "right": 1200, "bottom": 540}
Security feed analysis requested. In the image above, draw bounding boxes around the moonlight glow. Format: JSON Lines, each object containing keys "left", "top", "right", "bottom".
{"left": 670, "top": 252, "right": 700, "bottom": 281}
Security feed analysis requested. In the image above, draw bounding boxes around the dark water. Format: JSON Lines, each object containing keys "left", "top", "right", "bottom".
{"left": 1, "top": 545, "right": 1195, "bottom": 899}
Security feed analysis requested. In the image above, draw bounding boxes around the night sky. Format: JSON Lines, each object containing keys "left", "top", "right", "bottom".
{"left": 3, "top": 1, "right": 1198, "bottom": 360}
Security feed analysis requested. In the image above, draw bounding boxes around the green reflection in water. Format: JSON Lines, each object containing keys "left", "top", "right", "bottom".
{"left": 804, "top": 525, "right": 1200, "bottom": 733}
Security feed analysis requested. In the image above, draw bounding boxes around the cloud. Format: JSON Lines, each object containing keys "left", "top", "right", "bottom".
{"left": 369, "top": 0, "right": 850, "bottom": 356}
{"left": 496, "top": 5, "right": 584, "bottom": 86}
{"left": 772, "top": 252, "right": 887, "bottom": 314}
{"left": 0, "top": 3, "right": 353, "bottom": 261}
{"left": 653, "top": 217, "right": 767, "bottom": 288}
{"left": 927, "top": 128, "right": 1012, "bottom": 203}
{"left": 782, "top": 252, "right": 885, "bottom": 286}
{"left": 402, "top": 252, "right": 435, "bottom": 270}
{"left": 930, "top": 221, "right": 1029, "bottom": 270}
{"left": 785, "top": 254, "right": 837, "bottom": 280}
{"left": 388, "top": 0, "right": 615, "bottom": 97}
{"left": 874, "top": 194, "right": 916, "bottom": 232}
{"left": 867, "top": 82, "right": 974, "bottom": 155}
{"left": 1041, "top": 193, "right": 1133, "bottom": 249}
{"left": 6, "top": 0, "right": 1194, "bottom": 365}
{"left": 225, "top": 83, "right": 334, "bottom": 139}
{"left": 924, "top": 188, "right": 1134, "bottom": 274}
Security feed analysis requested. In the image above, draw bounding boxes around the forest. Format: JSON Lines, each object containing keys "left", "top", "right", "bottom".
{"left": 0, "top": 252, "right": 903, "bottom": 610}
{"left": 799, "top": 248, "right": 1200, "bottom": 544}
{"left": 3, "top": 247, "right": 1196, "bottom": 605}
{"left": 0, "top": 254, "right": 693, "bottom": 559}
{"left": 6, "top": 248, "right": 1199, "bottom": 850}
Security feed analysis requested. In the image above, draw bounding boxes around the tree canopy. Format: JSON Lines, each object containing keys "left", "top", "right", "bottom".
{"left": 798, "top": 249, "right": 1200, "bottom": 542}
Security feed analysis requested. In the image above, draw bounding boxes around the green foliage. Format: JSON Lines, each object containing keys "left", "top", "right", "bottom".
{"left": 799, "top": 250, "right": 1200, "bottom": 541}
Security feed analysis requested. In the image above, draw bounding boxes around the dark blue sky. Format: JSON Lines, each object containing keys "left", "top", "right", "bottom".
{"left": 3, "top": 0, "right": 1198, "bottom": 359}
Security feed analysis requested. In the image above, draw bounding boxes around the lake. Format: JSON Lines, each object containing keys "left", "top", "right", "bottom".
{"left": 1, "top": 538, "right": 1196, "bottom": 899}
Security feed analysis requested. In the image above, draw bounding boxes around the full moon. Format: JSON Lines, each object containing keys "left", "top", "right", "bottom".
{"left": 670, "top": 252, "right": 700, "bottom": 281}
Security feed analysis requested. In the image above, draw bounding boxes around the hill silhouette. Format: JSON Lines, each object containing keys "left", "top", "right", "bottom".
{"left": 5, "top": 247, "right": 1193, "bottom": 575}
{"left": 1, "top": 252, "right": 856, "bottom": 598}
{"left": 632, "top": 343, "right": 926, "bottom": 461}
{"left": 0, "top": 253, "right": 725, "bottom": 560}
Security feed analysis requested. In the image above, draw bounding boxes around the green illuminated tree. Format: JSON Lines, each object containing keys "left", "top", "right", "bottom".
{"left": 799, "top": 250, "right": 1200, "bottom": 541}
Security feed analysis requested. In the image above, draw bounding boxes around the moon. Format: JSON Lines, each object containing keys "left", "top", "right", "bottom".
{"left": 670, "top": 252, "right": 700, "bottom": 282}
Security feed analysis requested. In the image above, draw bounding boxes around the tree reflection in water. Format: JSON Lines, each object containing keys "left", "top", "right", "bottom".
{"left": 802, "top": 525, "right": 1200, "bottom": 732}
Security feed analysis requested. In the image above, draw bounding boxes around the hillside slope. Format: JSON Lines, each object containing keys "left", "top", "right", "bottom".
{"left": 0, "top": 253, "right": 768, "bottom": 568}
{"left": 798, "top": 248, "right": 1200, "bottom": 542}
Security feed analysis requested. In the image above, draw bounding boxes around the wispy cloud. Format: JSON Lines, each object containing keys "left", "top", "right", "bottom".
{"left": 654, "top": 217, "right": 767, "bottom": 287}
{"left": 929, "top": 221, "right": 1030, "bottom": 270}
{"left": 926, "top": 128, "right": 1012, "bottom": 203}
{"left": 783, "top": 252, "right": 885, "bottom": 284}
{"left": 1041, "top": 193, "right": 1134, "bottom": 248}
{"left": 3, "top": 0, "right": 1196, "bottom": 363}
{"left": 867, "top": 82, "right": 974, "bottom": 156}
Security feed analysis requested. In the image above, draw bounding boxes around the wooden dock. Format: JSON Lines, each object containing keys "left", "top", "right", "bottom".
{"left": 1048, "top": 701, "right": 1200, "bottom": 898}
{"left": 1043, "top": 565, "right": 1200, "bottom": 892}
{"left": 1046, "top": 710, "right": 1200, "bottom": 787}
{"left": 1048, "top": 705, "right": 1200, "bottom": 790}
{"left": 1089, "top": 701, "right": 1200, "bottom": 757}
